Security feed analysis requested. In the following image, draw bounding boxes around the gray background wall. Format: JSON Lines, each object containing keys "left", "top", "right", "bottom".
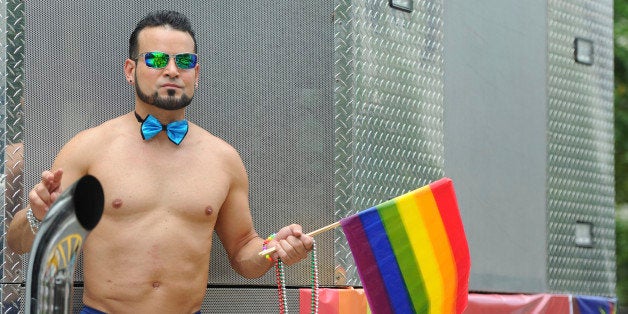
{"left": 22, "top": 1, "right": 336, "bottom": 288}
{"left": 443, "top": 0, "right": 615, "bottom": 296}
{"left": 443, "top": 1, "right": 550, "bottom": 292}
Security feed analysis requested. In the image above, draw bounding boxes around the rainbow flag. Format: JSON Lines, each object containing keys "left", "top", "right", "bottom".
{"left": 340, "top": 177, "right": 470, "bottom": 314}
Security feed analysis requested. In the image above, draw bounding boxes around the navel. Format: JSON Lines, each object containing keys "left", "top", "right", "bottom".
{"left": 205, "top": 206, "right": 214, "bottom": 216}
{"left": 112, "top": 198, "right": 123, "bottom": 209}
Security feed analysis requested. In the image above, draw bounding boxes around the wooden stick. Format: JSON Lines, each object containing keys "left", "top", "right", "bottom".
{"left": 258, "top": 221, "right": 342, "bottom": 256}
{"left": 305, "top": 221, "right": 342, "bottom": 237}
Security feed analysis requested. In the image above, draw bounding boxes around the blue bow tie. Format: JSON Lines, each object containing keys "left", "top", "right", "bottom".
{"left": 134, "top": 112, "right": 189, "bottom": 145}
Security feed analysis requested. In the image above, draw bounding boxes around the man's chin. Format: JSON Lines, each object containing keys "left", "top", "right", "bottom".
{"left": 166, "top": 88, "right": 178, "bottom": 97}
{"left": 136, "top": 86, "right": 193, "bottom": 110}
{"left": 151, "top": 96, "right": 193, "bottom": 111}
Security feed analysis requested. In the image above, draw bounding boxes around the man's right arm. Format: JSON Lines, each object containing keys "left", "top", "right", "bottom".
{"left": 6, "top": 126, "right": 98, "bottom": 254}
{"left": 7, "top": 208, "right": 37, "bottom": 254}
{"left": 7, "top": 169, "right": 64, "bottom": 254}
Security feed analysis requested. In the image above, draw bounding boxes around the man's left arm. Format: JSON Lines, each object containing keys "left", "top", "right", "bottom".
{"left": 215, "top": 151, "right": 313, "bottom": 278}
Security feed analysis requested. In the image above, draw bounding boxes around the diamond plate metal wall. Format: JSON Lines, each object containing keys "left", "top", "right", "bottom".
{"left": 547, "top": 0, "right": 615, "bottom": 296}
{"left": 2, "top": 0, "right": 24, "bottom": 313}
{"left": 333, "top": 0, "right": 445, "bottom": 285}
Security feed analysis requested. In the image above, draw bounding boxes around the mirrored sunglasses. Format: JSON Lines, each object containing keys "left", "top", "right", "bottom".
{"left": 137, "top": 51, "right": 198, "bottom": 69}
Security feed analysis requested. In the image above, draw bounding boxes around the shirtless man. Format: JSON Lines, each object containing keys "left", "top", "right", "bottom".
{"left": 6, "top": 10, "right": 313, "bottom": 313}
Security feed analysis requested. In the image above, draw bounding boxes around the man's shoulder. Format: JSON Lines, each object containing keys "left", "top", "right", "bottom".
{"left": 64, "top": 115, "right": 129, "bottom": 149}
{"left": 190, "top": 123, "right": 233, "bottom": 148}
{"left": 189, "top": 123, "right": 242, "bottom": 159}
{"left": 74, "top": 119, "right": 116, "bottom": 139}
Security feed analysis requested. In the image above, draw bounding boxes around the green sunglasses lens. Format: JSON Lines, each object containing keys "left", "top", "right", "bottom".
{"left": 175, "top": 53, "right": 197, "bottom": 69}
{"left": 144, "top": 52, "right": 169, "bottom": 68}
{"left": 142, "top": 52, "right": 197, "bottom": 69}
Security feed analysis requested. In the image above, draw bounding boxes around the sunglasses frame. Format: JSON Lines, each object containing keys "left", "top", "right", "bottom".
{"left": 136, "top": 51, "right": 198, "bottom": 70}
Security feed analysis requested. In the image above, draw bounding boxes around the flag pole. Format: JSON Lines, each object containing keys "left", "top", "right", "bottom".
{"left": 258, "top": 221, "right": 341, "bottom": 256}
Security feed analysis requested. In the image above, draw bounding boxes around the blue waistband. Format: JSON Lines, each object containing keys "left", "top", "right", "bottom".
{"left": 81, "top": 305, "right": 201, "bottom": 314}
{"left": 80, "top": 306, "right": 106, "bottom": 314}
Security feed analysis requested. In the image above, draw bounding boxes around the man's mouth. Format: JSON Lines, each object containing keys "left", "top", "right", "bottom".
{"left": 162, "top": 83, "right": 181, "bottom": 89}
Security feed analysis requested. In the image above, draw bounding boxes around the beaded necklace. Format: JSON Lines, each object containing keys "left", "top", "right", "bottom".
{"left": 274, "top": 240, "right": 319, "bottom": 314}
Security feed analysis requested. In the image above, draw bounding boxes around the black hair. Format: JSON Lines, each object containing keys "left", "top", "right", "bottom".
{"left": 129, "top": 10, "right": 197, "bottom": 59}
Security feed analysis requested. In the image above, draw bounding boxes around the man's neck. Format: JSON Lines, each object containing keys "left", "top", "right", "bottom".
{"left": 134, "top": 104, "right": 186, "bottom": 124}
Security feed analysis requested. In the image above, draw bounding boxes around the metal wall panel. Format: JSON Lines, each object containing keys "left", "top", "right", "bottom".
{"left": 14, "top": 287, "right": 303, "bottom": 314}
{"left": 69, "top": 287, "right": 303, "bottom": 314}
{"left": 2, "top": 0, "right": 24, "bottom": 312}
{"left": 547, "top": 0, "right": 615, "bottom": 296}
{"left": 443, "top": 0, "right": 550, "bottom": 292}
{"left": 20, "top": 1, "right": 334, "bottom": 311}
{"left": 444, "top": 0, "right": 615, "bottom": 295}
{"left": 24, "top": 0, "right": 335, "bottom": 286}
{"left": 333, "top": 0, "right": 445, "bottom": 285}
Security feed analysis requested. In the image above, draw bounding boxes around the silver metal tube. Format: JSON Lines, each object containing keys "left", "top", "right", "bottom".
{"left": 25, "top": 175, "right": 104, "bottom": 314}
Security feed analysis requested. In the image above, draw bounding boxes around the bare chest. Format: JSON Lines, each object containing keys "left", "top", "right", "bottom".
{"left": 87, "top": 144, "right": 230, "bottom": 222}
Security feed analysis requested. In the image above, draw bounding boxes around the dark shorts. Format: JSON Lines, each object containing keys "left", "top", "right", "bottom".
{"left": 81, "top": 305, "right": 201, "bottom": 314}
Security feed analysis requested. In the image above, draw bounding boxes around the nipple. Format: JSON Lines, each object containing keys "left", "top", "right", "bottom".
{"left": 205, "top": 206, "right": 213, "bottom": 216}
{"left": 112, "top": 199, "right": 123, "bottom": 209}
{"left": 152, "top": 281, "right": 160, "bottom": 288}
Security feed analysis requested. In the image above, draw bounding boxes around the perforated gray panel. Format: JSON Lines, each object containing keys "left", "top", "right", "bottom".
{"left": 15, "top": 286, "right": 304, "bottom": 314}
{"left": 333, "top": 0, "right": 445, "bottom": 285}
{"left": 196, "top": 1, "right": 336, "bottom": 287}
{"left": 67, "top": 287, "right": 302, "bottom": 314}
{"left": 23, "top": 0, "right": 334, "bottom": 295}
{"left": 547, "top": 0, "right": 615, "bottom": 296}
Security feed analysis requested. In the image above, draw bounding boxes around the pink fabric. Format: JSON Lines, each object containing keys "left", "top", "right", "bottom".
{"left": 463, "top": 293, "right": 571, "bottom": 314}
{"left": 298, "top": 289, "right": 615, "bottom": 314}
{"left": 299, "top": 288, "right": 370, "bottom": 314}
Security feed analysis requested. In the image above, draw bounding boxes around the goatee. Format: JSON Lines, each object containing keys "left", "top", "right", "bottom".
{"left": 135, "top": 80, "right": 193, "bottom": 111}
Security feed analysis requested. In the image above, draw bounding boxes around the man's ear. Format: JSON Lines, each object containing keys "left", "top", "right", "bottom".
{"left": 124, "top": 59, "right": 136, "bottom": 85}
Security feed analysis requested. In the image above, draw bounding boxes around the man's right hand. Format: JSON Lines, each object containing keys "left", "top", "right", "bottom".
{"left": 28, "top": 169, "right": 64, "bottom": 221}
{"left": 6, "top": 169, "right": 64, "bottom": 254}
